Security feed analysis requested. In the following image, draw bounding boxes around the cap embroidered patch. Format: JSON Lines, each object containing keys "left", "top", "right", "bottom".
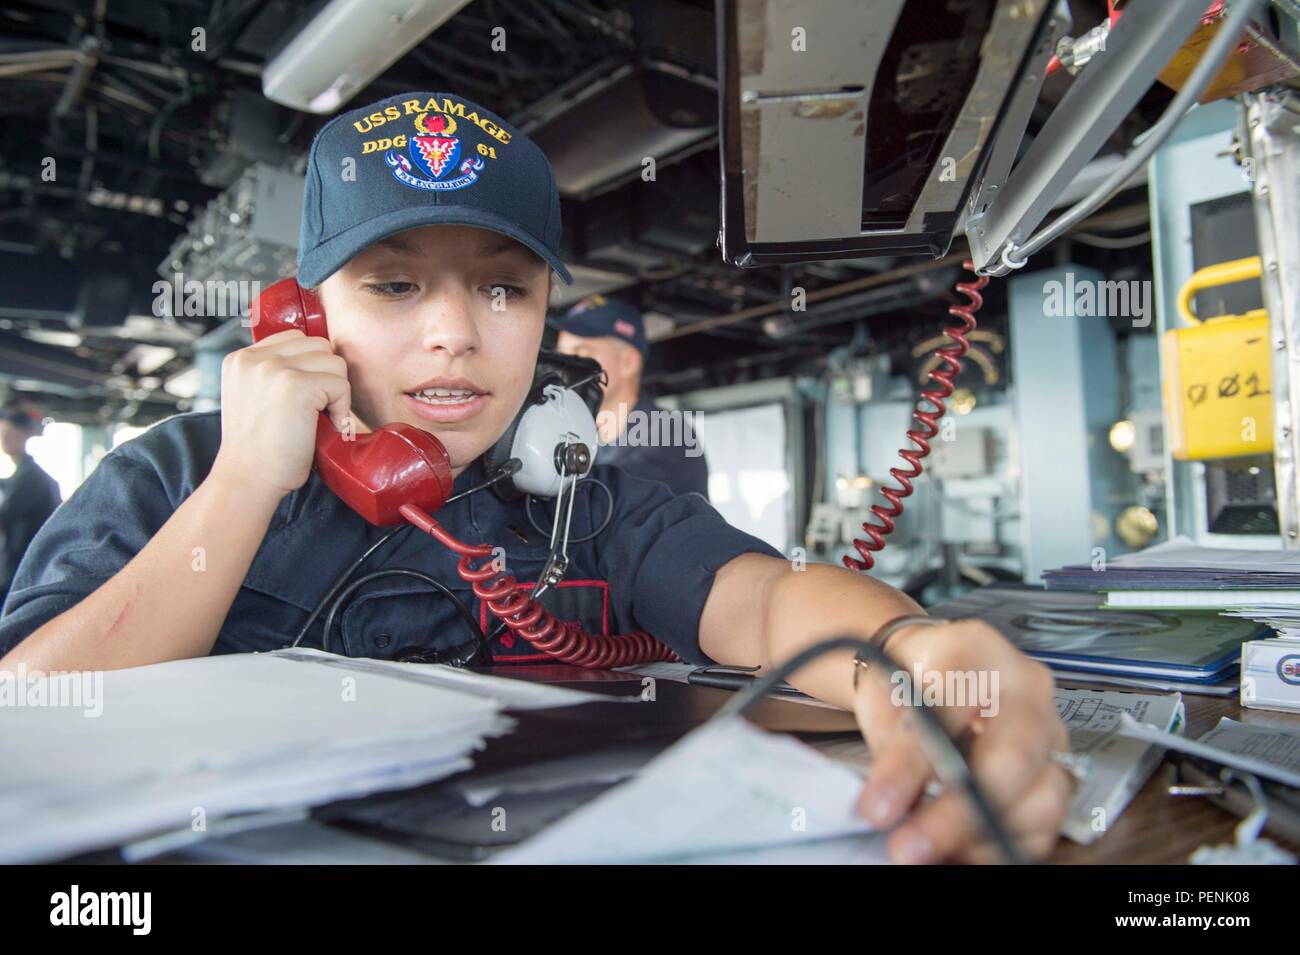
{"left": 352, "top": 96, "right": 510, "bottom": 192}
{"left": 297, "top": 91, "right": 571, "bottom": 289}
{"left": 570, "top": 294, "right": 608, "bottom": 314}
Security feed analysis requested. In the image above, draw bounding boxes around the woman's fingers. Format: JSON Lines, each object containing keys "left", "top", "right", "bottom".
{"left": 885, "top": 696, "right": 1070, "bottom": 863}
{"left": 952, "top": 765, "right": 1075, "bottom": 864}
{"left": 853, "top": 638, "right": 986, "bottom": 825}
{"left": 856, "top": 712, "right": 941, "bottom": 827}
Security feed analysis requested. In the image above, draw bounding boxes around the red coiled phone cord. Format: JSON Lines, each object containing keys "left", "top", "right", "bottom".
{"left": 398, "top": 502, "right": 678, "bottom": 668}
{"left": 844, "top": 260, "right": 989, "bottom": 573}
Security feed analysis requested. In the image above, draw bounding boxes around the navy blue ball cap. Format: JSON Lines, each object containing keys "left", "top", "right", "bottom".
{"left": 296, "top": 91, "right": 573, "bottom": 289}
{"left": 550, "top": 294, "right": 648, "bottom": 358}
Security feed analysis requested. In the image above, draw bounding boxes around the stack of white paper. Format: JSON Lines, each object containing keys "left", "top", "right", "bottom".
{"left": 807, "top": 686, "right": 1185, "bottom": 846}
{"left": 1118, "top": 713, "right": 1300, "bottom": 788}
{"left": 1053, "top": 687, "right": 1184, "bottom": 844}
{"left": 0, "top": 649, "right": 599, "bottom": 863}
{"left": 1043, "top": 535, "right": 1300, "bottom": 636}
{"left": 492, "top": 717, "right": 885, "bottom": 864}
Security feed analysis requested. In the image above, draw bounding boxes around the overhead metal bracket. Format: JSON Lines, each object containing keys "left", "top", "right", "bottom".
{"left": 1243, "top": 87, "right": 1300, "bottom": 546}
{"left": 966, "top": 0, "right": 1210, "bottom": 274}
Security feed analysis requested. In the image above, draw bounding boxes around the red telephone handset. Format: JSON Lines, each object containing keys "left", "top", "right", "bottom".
{"left": 248, "top": 278, "right": 675, "bottom": 668}
{"left": 250, "top": 278, "right": 453, "bottom": 525}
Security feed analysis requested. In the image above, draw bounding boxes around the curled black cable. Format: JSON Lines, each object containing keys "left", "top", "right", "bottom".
{"left": 709, "top": 633, "right": 1024, "bottom": 865}
{"left": 524, "top": 476, "right": 614, "bottom": 544}
{"left": 291, "top": 460, "right": 522, "bottom": 650}
{"left": 321, "top": 568, "right": 488, "bottom": 666}
{"left": 447, "top": 458, "right": 521, "bottom": 504}
{"left": 566, "top": 367, "right": 608, "bottom": 393}
{"left": 291, "top": 525, "right": 410, "bottom": 648}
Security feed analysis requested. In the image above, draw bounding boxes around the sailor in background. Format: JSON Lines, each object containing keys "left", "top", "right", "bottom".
{"left": 553, "top": 295, "right": 709, "bottom": 498}
{"left": 0, "top": 408, "right": 61, "bottom": 605}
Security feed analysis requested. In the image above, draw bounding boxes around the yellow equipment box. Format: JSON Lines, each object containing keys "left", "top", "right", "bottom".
{"left": 1162, "top": 256, "right": 1271, "bottom": 461}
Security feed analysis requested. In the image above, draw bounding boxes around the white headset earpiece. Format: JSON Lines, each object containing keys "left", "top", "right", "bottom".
{"left": 508, "top": 384, "right": 599, "bottom": 497}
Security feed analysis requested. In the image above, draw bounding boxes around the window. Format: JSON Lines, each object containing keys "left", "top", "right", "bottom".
{"left": 694, "top": 402, "right": 790, "bottom": 552}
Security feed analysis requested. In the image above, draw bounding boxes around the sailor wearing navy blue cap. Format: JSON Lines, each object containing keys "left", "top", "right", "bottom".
{"left": 552, "top": 295, "right": 710, "bottom": 499}
{"left": 0, "top": 89, "right": 764, "bottom": 667}
{"left": 0, "top": 91, "right": 1071, "bottom": 864}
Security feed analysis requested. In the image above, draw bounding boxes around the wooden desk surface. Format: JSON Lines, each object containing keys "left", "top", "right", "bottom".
{"left": 1049, "top": 684, "right": 1300, "bottom": 864}
{"left": 487, "top": 665, "right": 1300, "bottom": 864}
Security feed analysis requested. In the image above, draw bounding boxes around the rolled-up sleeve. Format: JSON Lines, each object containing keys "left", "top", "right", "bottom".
{"left": 590, "top": 466, "right": 783, "bottom": 664}
{"left": 0, "top": 452, "right": 174, "bottom": 655}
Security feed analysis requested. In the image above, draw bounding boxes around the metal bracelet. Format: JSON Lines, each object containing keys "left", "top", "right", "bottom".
{"left": 852, "top": 614, "right": 951, "bottom": 692}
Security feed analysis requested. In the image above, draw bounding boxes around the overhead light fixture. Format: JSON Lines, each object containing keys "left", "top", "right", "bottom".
{"left": 130, "top": 345, "right": 178, "bottom": 376}
{"left": 262, "top": 0, "right": 474, "bottom": 114}
{"left": 520, "top": 59, "right": 717, "bottom": 199}
{"left": 164, "top": 367, "right": 201, "bottom": 399}
{"left": 20, "top": 329, "right": 83, "bottom": 349}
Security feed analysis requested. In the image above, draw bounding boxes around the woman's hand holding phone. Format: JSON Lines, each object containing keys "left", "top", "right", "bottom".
{"left": 212, "top": 329, "right": 355, "bottom": 503}
{"left": 0, "top": 328, "right": 362, "bottom": 672}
